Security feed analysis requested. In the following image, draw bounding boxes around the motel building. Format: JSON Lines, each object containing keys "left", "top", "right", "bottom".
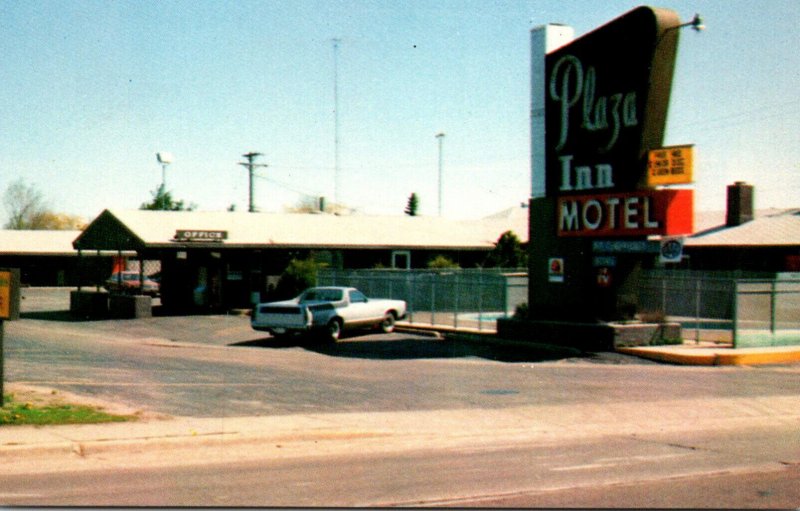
{"left": 71, "top": 207, "right": 528, "bottom": 315}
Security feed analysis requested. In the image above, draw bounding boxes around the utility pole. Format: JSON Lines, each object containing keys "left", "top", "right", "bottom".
{"left": 436, "top": 132, "right": 445, "bottom": 216}
{"left": 238, "top": 152, "right": 268, "bottom": 213}
{"left": 332, "top": 38, "right": 341, "bottom": 206}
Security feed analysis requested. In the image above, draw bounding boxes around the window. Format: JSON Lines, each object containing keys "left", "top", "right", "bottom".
{"left": 350, "top": 290, "right": 368, "bottom": 303}
{"left": 392, "top": 251, "right": 411, "bottom": 270}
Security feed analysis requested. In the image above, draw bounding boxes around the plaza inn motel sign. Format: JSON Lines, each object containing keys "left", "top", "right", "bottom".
{"left": 528, "top": 6, "right": 694, "bottom": 324}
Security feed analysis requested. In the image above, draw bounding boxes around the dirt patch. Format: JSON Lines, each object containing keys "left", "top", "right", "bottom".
{"left": 3, "top": 382, "right": 172, "bottom": 422}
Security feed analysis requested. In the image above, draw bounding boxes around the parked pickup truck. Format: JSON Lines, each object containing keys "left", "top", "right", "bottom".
{"left": 251, "top": 286, "right": 407, "bottom": 341}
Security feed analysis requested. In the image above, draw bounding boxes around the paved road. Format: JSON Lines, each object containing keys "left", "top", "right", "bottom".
{"left": 3, "top": 288, "right": 800, "bottom": 507}
{"left": 9, "top": 312, "right": 800, "bottom": 419}
{"left": 2, "top": 417, "right": 798, "bottom": 507}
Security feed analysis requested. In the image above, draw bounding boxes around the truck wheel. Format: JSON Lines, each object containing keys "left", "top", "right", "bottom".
{"left": 326, "top": 318, "right": 342, "bottom": 342}
{"left": 380, "top": 312, "right": 396, "bottom": 334}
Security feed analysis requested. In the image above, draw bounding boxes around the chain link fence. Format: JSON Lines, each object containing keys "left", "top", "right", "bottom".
{"left": 317, "top": 268, "right": 527, "bottom": 332}
{"left": 639, "top": 271, "right": 800, "bottom": 347}
{"left": 734, "top": 279, "right": 800, "bottom": 347}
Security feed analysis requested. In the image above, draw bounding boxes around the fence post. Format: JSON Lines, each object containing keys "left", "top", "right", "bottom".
{"left": 408, "top": 271, "right": 415, "bottom": 324}
{"left": 478, "top": 271, "right": 483, "bottom": 332}
{"left": 503, "top": 274, "right": 509, "bottom": 320}
{"left": 732, "top": 280, "right": 739, "bottom": 349}
{"left": 695, "top": 279, "right": 701, "bottom": 344}
{"left": 430, "top": 273, "right": 436, "bottom": 327}
{"left": 454, "top": 272, "right": 460, "bottom": 330}
{"left": 770, "top": 280, "right": 777, "bottom": 335}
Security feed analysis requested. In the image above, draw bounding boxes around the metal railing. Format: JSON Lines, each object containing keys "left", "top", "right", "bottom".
{"left": 317, "top": 268, "right": 528, "bottom": 332}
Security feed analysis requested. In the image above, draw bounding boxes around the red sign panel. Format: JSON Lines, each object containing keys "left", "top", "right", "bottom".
{"left": 557, "top": 189, "right": 692, "bottom": 237}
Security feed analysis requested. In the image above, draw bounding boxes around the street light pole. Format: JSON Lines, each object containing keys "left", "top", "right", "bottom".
{"left": 156, "top": 152, "right": 173, "bottom": 190}
{"left": 238, "top": 152, "right": 268, "bottom": 213}
{"left": 332, "top": 38, "right": 342, "bottom": 206}
{"left": 436, "top": 132, "right": 445, "bottom": 216}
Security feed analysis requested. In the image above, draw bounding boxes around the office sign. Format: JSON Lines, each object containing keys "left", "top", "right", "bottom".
{"left": 174, "top": 230, "right": 228, "bottom": 242}
{"left": 647, "top": 145, "right": 693, "bottom": 185}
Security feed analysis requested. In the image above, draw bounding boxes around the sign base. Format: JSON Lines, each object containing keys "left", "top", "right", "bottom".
{"left": 497, "top": 318, "right": 682, "bottom": 351}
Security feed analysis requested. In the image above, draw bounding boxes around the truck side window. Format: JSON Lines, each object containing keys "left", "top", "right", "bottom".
{"left": 350, "top": 290, "right": 367, "bottom": 303}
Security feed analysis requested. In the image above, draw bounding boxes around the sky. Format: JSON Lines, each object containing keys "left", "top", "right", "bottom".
{"left": 1, "top": 0, "right": 799, "bottom": 225}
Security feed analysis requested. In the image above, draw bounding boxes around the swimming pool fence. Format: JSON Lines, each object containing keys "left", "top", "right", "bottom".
{"left": 317, "top": 268, "right": 528, "bottom": 332}
{"left": 638, "top": 271, "right": 800, "bottom": 348}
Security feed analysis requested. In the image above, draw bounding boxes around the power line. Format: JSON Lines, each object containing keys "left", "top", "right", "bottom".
{"left": 253, "top": 173, "right": 324, "bottom": 199}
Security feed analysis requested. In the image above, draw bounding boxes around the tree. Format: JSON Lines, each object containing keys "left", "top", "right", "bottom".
{"left": 4, "top": 178, "right": 47, "bottom": 229}
{"left": 404, "top": 193, "right": 419, "bottom": 216}
{"left": 140, "top": 184, "right": 194, "bottom": 211}
{"left": 486, "top": 230, "right": 527, "bottom": 269}
{"left": 27, "top": 211, "right": 87, "bottom": 230}
{"left": 2, "top": 178, "right": 85, "bottom": 230}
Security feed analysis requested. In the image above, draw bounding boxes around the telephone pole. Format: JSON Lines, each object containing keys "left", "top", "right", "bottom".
{"left": 238, "top": 152, "right": 268, "bottom": 212}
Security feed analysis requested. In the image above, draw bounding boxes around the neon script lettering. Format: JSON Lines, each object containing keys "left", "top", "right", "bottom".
{"left": 549, "top": 55, "right": 638, "bottom": 153}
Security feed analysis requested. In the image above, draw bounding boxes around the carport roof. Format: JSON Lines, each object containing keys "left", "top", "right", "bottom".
{"left": 74, "top": 209, "right": 529, "bottom": 251}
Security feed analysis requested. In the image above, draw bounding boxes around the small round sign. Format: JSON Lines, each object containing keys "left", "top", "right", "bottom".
{"left": 661, "top": 239, "right": 683, "bottom": 261}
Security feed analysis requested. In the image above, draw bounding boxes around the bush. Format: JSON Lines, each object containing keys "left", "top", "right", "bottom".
{"left": 274, "top": 257, "right": 325, "bottom": 299}
{"left": 427, "top": 255, "right": 460, "bottom": 269}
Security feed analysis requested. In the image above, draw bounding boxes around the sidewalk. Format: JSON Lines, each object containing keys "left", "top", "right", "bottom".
{"left": 4, "top": 393, "right": 799, "bottom": 473}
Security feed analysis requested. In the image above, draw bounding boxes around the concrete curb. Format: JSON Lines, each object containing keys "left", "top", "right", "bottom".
{"left": 616, "top": 345, "right": 800, "bottom": 366}
{"left": 403, "top": 323, "right": 800, "bottom": 366}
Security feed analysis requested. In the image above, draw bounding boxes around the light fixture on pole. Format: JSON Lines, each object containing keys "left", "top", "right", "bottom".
{"left": 238, "top": 152, "right": 268, "bottom": 213}
{"left": 436, "top": 132, "right": 445, "bottom": 216}
{"left": 656, "top": 13, "right": 704, "bottom": 48}
{"left": 156, "top": 152, "right": 173, "bottom": 189}
{"left": 685, "top": 13, "right": 704, "bottom": 31}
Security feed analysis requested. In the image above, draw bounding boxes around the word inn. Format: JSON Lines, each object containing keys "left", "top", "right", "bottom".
{"left": 558, "top": 154, "right": 614, "bottom": 192}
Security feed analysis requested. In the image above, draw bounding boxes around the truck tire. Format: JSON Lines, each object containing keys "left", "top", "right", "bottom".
{"left": 326, "top": 318, "right": 342, "bottom": 342}
{"left": 380, "top": 312, "right": 396, "bottom": 334}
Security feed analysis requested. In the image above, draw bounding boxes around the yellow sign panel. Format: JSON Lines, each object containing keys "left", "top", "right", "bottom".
{"left": 647, "top": 145, "right": 694, "bottom": 185}
{"left": 0, "top": 271, "right": 10, "bottom": 319}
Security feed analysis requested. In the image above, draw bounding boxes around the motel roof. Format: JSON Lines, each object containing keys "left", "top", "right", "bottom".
{"left": 686, "top": 208, "right": 800, "bottom": 247}
{"left": 74, "top": 208, "right": 529, "bottom": 252}
{"left": 0, "top": 230, "right": 83, "bottom": 256}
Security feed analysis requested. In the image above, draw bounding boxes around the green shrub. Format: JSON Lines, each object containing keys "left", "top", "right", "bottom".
{"left": 427, "top": 255, "right": 460, "bottom": 269}
{"left": 275, "top": 257, "right": 325, "bottom": 299}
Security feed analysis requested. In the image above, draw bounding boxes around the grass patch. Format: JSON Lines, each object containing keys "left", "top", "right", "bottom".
{"left": 1, "top": 393, "right": 137, "bottom": 426}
